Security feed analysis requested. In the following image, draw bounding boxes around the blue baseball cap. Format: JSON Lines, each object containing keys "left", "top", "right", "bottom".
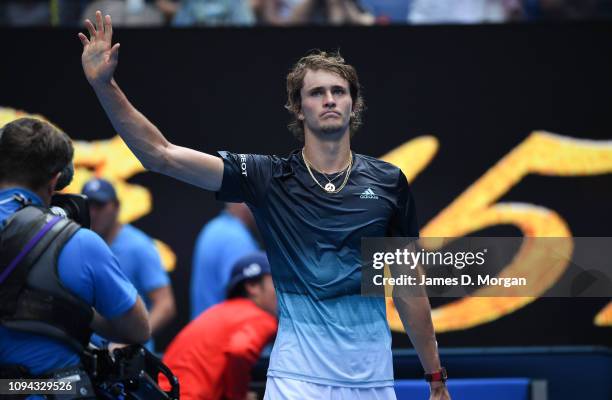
{"left": 82, "top": 178, "right": 118, "bottom": 203}
{"left": 226, "top": 251, "right": 271, "bottom": 295}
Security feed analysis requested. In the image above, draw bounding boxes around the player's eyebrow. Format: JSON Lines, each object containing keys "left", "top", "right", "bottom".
{"left": 306, "top": 84, "right": 347, "bottom": 93}
{"left": 306, "top": 86, "right": 324, "bottom": 93}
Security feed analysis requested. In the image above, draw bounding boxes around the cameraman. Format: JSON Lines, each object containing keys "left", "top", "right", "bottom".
{"left": 0, "top": 118, "right": 150, "bottom": 389}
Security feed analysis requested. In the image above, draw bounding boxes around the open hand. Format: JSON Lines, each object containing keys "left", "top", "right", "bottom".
{"left": 78, "top": 11, "right": 120, "bottom": 86}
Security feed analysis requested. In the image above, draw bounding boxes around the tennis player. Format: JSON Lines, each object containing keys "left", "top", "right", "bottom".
{"left": 79, "top": 11, "right": 450, "bottom": 400}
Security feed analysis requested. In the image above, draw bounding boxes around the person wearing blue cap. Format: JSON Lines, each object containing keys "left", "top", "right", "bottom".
{"left": 82, "top": 177, "right": 176, "bottom": 352}
{"left": 160, "top": 251, "right": 278, "bottom": 400}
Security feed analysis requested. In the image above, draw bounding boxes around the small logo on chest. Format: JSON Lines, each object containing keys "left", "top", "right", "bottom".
{"left": 359, "top": 188, "right": 379, "bottom": 199}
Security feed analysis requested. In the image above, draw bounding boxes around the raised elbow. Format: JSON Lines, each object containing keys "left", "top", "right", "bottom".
{"left": 140, "top": 150, "right": 165, "bottom": 173}
{"left": 144, "top": 143, "right": 173, "bottom": 174}
{"left": 140, "top": 158, "right": 158, "bottom": 172}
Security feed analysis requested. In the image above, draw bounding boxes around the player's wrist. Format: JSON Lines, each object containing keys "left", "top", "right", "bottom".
{"left": 429, "top": 380, "right": 447, "bottom": 390}
{"left": 90, "top": 76, "right": 115, "bottom": 92}
{"left": 424, "top": 366, "right": 447, "bottom": 383}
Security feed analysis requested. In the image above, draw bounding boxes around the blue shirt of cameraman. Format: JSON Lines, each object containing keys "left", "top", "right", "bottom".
{"left": 0, "top": 188, "right": 138, "bottom": 376}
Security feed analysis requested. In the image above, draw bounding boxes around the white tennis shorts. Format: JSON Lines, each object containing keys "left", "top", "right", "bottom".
{"left": 263, "top": 376, "right": 397, "bottom": 400}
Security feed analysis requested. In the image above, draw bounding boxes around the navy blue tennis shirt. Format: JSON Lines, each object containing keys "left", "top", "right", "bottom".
{"left": 216, "top": 150, "right": 418, "bottom": 387}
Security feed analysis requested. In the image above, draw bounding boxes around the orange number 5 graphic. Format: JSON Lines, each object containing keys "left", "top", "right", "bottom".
{"left": 383, "top": 132, "right": 612, "bottom": 332}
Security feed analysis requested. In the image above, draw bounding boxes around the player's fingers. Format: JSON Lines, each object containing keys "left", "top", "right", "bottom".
{"left": 84, "top": 19, "right": 96, "bottom": 40}
{"left": 95, "top": 11, "right": 104, "bottom": 38}
{"left": 104, "top": 14, "right": 113, "bottom": 42}
{"left": 78, "top": 32, "right": 90, "bottom": 47}
{"left": 110, "top": 43, "right": 121, "bottom": 63}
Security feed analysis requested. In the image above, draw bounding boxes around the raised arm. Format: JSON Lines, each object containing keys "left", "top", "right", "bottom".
{"left": 78, "top": 11, "right": 223, "bottom": 191}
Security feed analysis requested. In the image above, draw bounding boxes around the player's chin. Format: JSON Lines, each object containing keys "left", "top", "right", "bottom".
{"left": 320, "top": 122, "right": 346, "bottom": 135}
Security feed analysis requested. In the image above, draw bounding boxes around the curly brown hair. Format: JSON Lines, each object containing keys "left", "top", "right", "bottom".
{"left": 285, "top": 50, "right": 365, "bottom": 142}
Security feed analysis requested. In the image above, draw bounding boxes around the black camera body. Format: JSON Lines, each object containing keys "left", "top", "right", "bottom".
{"left": 82, "top": 344, "right": 179, "bottom": 400}
{"left": 50, "top": 193, "right": 91, "bottom": 229}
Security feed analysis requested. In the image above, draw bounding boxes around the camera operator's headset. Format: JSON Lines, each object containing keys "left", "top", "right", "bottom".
{"left": 0, "top": 126, "right": 179, "bottom": 399}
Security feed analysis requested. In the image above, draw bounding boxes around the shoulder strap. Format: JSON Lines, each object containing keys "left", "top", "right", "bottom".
{"left": 0, "top": 206, "right": 53, "bottom": 316}
{"left": 0, "top": 213, "right": 62, "bottom": 285}
{"left": 0, "top": 206, "right": 93, "bottom": 352}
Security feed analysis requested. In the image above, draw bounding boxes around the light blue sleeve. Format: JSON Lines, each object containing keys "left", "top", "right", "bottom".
{"left": 58, "top": 229, "right": 138, "bottom": 319}
{"left": 136, "top": 238, "right": 170, "bottom": 293}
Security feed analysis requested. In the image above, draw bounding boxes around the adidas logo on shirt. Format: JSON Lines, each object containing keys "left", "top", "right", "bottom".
{"left": 359, "top": 188, "right": 379, "bottom": 199}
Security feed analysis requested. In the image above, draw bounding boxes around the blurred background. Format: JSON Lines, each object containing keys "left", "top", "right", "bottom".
{"left": 1, "top": 0, "right": 612, "bottom": 27}
{"left": 0, "top": 1, "right": 611, "bottom": 399}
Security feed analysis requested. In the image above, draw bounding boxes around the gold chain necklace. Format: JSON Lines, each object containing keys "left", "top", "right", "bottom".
{"left": 302, "top": 149, "right": 353, "bottom": 194}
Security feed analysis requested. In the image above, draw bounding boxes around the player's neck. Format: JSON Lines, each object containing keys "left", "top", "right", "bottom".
{"left": 303, "top": 133, "right": 351, "bottom": 174}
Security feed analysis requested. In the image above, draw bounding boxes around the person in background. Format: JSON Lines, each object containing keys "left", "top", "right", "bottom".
{"left": 82, "top": 178, "right": 176, "bottom": 351}
{"left": 0, "top": 118, "right": 149, "bottom": 387}
{"left": 288, "top": 0, "right": 375, "bottom": 25}
{"left": 2, "top": 1, "right": 50, "bottom": 26}
{"left": 161, "top": 252, "right": 278, "bottom": 400}
{"left": 358, "top": 0, "right": 411, "bottom": 24}
{"left": 525, "top": 0, "right": 601, "bottom": 20}
{"left": 407, "top": 0, "right": 524, "bottom": 24}
{"left": 191, "top": 202, "right": 258, "bottom": 319}
{"left": 57, "top": 0, "right": 90, "bottom": 26}
{"left": 172, "top": 0, "right": 256, "bottom": 26}
{"left": 82, "top": 0, "right": 179, "bottom": 26}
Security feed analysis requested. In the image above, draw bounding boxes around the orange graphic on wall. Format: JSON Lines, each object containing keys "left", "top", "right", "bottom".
{"left": 383, "top": 132, "right": 612, "bottom": 331}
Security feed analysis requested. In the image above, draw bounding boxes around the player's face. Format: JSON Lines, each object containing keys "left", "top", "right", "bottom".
{"left": 299, "top": 69, "right": 353, "bottom": 137}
